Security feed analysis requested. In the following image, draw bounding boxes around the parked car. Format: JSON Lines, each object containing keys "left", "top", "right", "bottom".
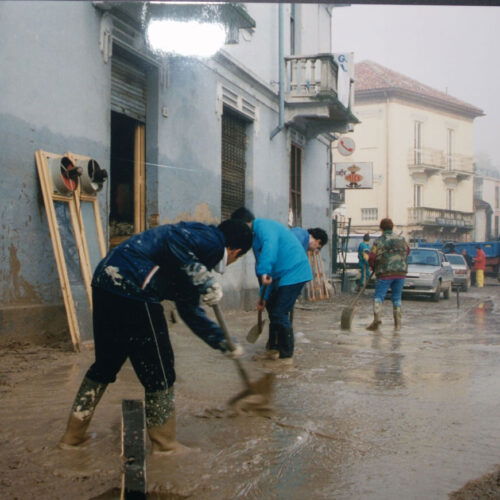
{"left": 445, "top": 253, "right": 471, "bottom": 291}
{"left": 404, "top": 248, "right": 454, "bottom": 301}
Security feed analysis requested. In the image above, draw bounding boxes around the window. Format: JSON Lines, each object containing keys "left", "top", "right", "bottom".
{"left": 495, "top": 216, "right": 499, "bottom": 238}
{"left": 289, "top": 143, "right": 302, "bottom": 226}
{"left": 446, "top": 189, "right": 453, "bottom": 210}
{"left": 495, "top": 186, "right": 499, "bottom": 209}
{"left": 413, "top": 184, "right": 422, "bottom": 207}
{"left": 361, "top": 208, "right": 378, "bottom": 221}
{"left": 221, "top": 109, "right": 247, "bottom": 220}
{"left": 414, "top": 121, "right": 422, "bottom": 164}
{"left": 290, "top": 4, "right": 296, "bottom": 55}
{"left": 446, "top": 128, "right": 454, "bottom": 169}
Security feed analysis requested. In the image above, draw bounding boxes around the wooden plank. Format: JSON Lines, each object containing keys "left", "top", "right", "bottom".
{"left": 35, "top": 150, "right": 81, "bottom": 351}
{"left": 134, "top": 124, "right": 146, "bottom": 234}
{"left": 93, "top": 197, "right": 107, "bottom": 258}
{"left": 121, "top": 400, "right": 147, "bottom": 499}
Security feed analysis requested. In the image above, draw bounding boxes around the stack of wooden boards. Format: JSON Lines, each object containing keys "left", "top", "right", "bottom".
{"left": 305, "top": 251, "right": 331, "bottom": 301}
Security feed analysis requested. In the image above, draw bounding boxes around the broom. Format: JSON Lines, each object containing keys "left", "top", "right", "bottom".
{"left": 340, "top": 271, "right": 374, "bottom": 330}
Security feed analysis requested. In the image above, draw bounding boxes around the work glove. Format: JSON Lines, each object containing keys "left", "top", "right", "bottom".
{"left": 201, "top": 282, "right": 223, "bottom": 306}
{"left": 224, "top": 342, "right": 244, "bottom": 359}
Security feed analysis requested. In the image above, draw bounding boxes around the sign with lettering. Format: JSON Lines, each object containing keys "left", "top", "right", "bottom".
{"left": 334, "top": 162, "right": 373, "bottom": 189}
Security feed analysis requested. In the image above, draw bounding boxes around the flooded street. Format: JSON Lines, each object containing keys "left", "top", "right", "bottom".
{"left": 1, "top": 281, "right": 499, "bottom": 499}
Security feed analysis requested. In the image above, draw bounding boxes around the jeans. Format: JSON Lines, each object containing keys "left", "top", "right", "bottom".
{"left": 374, "top": 278, "right": 405, "bottom": 308}
{"left": 359, "top": 262, "right": 370, "bottom": 286}
{"left": 266, "top": 282, "right": 306, "bottom": 358}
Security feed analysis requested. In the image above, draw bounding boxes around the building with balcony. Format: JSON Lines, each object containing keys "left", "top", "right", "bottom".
{"left": 333, "top": 60, "right": 483, "bottom": 243}
{"left": 1, "top": 2, "right": 356, "bottom": 337}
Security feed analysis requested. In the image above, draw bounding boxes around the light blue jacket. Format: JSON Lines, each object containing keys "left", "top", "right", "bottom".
{"left": 291, "top": 227, "right": 309, "bottom": 252}
{"left": 253, "top": 218, "right": 312, "bottom": 286}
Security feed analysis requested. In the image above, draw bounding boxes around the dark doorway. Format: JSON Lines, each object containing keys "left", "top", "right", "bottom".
{"left": 110, "top": 112, "right": 138, "bottom": 245}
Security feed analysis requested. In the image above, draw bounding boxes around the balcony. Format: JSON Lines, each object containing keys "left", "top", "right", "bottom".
{"left": 441, "top": 154, "right": 474, "bottom": 183}
{"left": 407, "top": 148, "right": 445, "bottom": 177}
{"left": 284, "top": 54, "right": 359, "bottom": 138}
{"left": 408, "top": 207, "right": 474, "bottom": 230}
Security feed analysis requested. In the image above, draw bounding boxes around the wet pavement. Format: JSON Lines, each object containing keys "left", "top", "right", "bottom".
{"left": 0, "top": 280, "right": 499, "bottom": 499}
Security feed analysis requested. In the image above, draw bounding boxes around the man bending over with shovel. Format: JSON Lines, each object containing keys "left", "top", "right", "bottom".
{"left": 231, "top": 208, "right": 312, "bottom": 367}
{"left": 59, "top": 219, "right": 252, "bottom": 455}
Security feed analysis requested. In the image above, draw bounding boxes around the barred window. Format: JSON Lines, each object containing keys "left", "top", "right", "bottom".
{"left": 361, "top": 208, "right": 378, "bottom": 221}
{"left": 221, "top": 109, "right": 247, "bottom": 220}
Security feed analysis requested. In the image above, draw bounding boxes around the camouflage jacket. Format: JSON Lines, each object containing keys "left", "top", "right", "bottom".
{"left": 370, "top": 230, "right": 409, "bottom": 278}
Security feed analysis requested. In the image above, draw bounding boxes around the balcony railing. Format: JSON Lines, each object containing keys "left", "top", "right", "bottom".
{"left": 408, "top": 149, "right": 474, "bottom": 180}
{"left": 444, "top": 154, "right": 474, "bottom": 174}
{"left": 408, "top": 148, "right": 446, "bottom": 173}
{"left": 408, "top": 207, "right": 474, "bottom": 228}
{"left": 285, "top": 54, "right": 338, "bottom": 99}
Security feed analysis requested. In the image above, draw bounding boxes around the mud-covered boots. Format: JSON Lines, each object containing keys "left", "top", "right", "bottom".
{"left": 366, "top": 301, "right": 382, "bottom": 331}
{"left": 146, "top": 388, "right": 192, "bottom": 456}
{"left": 59, "top": 377, "right": 107, "bottom": 449}
{"left": 393, "top": 306, "right": 402, "bottom": 332}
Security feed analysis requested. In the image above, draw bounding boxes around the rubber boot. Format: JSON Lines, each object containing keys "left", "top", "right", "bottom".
{"left": 393, "top": 306, "right": 402, "bottom": 332}
{"left": 59, "top": 377, "right": 107, "bottom": 449}
{"left": 146, "top": 388, "right": 192, "bottom": 456}
{"left": 366, "top": 301, "right": 382, "bottom": 331}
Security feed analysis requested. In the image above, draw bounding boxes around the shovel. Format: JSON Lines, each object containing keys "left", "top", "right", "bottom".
{"left": 246, "top": 285, "right": 267, "bottom": 344}
{"left": 212, "top": 304, "right": 274, "bottom": 413}
{"left": 340, "top": 271, "right": 374, "bottom": 330}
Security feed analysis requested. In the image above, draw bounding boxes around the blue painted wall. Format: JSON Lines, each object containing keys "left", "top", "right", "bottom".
{"left": 1, "top": 2, "right": 334, "bottom": 334}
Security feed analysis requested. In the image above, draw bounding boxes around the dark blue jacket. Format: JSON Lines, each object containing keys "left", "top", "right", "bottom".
{"left": 92, "top": 222, "right": 229, "bottom": 351}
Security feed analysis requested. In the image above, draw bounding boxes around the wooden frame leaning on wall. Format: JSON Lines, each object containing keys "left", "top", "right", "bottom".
{"left": 35, "top": 150, "right": 107, "bottom": 351}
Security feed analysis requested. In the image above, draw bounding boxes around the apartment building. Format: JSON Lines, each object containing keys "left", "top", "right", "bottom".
{"left": 333, "top": 60, "right": 484, "bottom": 243}
{"left": 1, "top": 2, "right": 355, "bottom": 336}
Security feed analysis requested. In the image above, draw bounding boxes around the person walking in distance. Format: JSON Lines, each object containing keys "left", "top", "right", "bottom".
{"left": 59, "top": 219, "right": 252, "bottom": 454}
{"left": 357, "top": 233, "right": 371, "bottom": 290}
{"left": 474, "top": 245, "right": 486, "bottom": 288}
{"left": 366, "top": 218, "right": 409, "bottom": 332}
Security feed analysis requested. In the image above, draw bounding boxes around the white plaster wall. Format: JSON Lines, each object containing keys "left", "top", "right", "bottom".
{"left": 336, "top": 98, "right": 476, "bottom": 234}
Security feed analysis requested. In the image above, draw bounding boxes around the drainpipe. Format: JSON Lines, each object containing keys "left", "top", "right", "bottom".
{"left": 270, "top": 3, "right": 285, "bottom": 140}
{"left": 385, "top": 91, "right": 390, "bottom": 217}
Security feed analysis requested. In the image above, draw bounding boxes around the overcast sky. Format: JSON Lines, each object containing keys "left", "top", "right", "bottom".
{"left": 331, "top": 4, "right": 500, "bottom": 169}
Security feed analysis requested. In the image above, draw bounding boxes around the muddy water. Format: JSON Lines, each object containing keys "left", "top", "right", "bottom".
{"left": 1, "top": 284, "right": 499, "bottom": 499}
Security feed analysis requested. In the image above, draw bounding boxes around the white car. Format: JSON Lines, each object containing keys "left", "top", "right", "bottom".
{"left": 404, "top": 248, "right": 454, "bottom": 302}
{"left": 445, "top": 253, "right": 471, "bottom": 291}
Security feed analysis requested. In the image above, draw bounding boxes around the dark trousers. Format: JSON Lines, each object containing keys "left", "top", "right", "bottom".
{"left": 86, "top": 288, "right": 175, "bottom": 392}
{"left": 266, "top": 282, "right": 306, "bottom": 359}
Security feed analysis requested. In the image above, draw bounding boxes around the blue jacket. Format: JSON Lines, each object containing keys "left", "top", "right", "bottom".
{"left": 358, "top": 241, "right": 370, "bottom": 264}
{"left": 291, "top": 227, "right": 309, "bottom": 252}
{"left": 92, "top": 222, "right": 229, "bottom": 351}
{"left": 252, "top": 218, "right": 312, "bottom": 287}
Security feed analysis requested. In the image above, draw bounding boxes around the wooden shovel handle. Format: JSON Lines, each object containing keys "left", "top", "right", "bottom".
{"left": 257, "top": 284, "right": 267, "bottom": 330}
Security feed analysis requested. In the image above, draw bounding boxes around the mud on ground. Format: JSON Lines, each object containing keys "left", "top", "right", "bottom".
{"left": 1, "top": 284, "right": 500, "bottom": 499}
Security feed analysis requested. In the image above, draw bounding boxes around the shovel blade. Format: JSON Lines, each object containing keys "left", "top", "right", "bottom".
{"left": 246, "top": 319, "right": 266, "bottom": 344}
{"left": 340, "top": 306, "right": 354, "bottom": 331}
{"left": 228, "top": 372, "right": 275, "bottom": 415}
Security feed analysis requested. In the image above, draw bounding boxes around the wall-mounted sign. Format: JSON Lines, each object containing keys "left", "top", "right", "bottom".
{"left": 334, "top": 162, "right": 373, "bottom": 189}
{"left": 337, "top": 137, "right": 355, "bottom": 156}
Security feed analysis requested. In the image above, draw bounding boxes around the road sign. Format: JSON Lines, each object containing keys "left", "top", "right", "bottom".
{"left": 334, "top": 162, "right": 373, "bottom": 189}
{"left": 337, "top": 137, "right": 355, "bottom": 156}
